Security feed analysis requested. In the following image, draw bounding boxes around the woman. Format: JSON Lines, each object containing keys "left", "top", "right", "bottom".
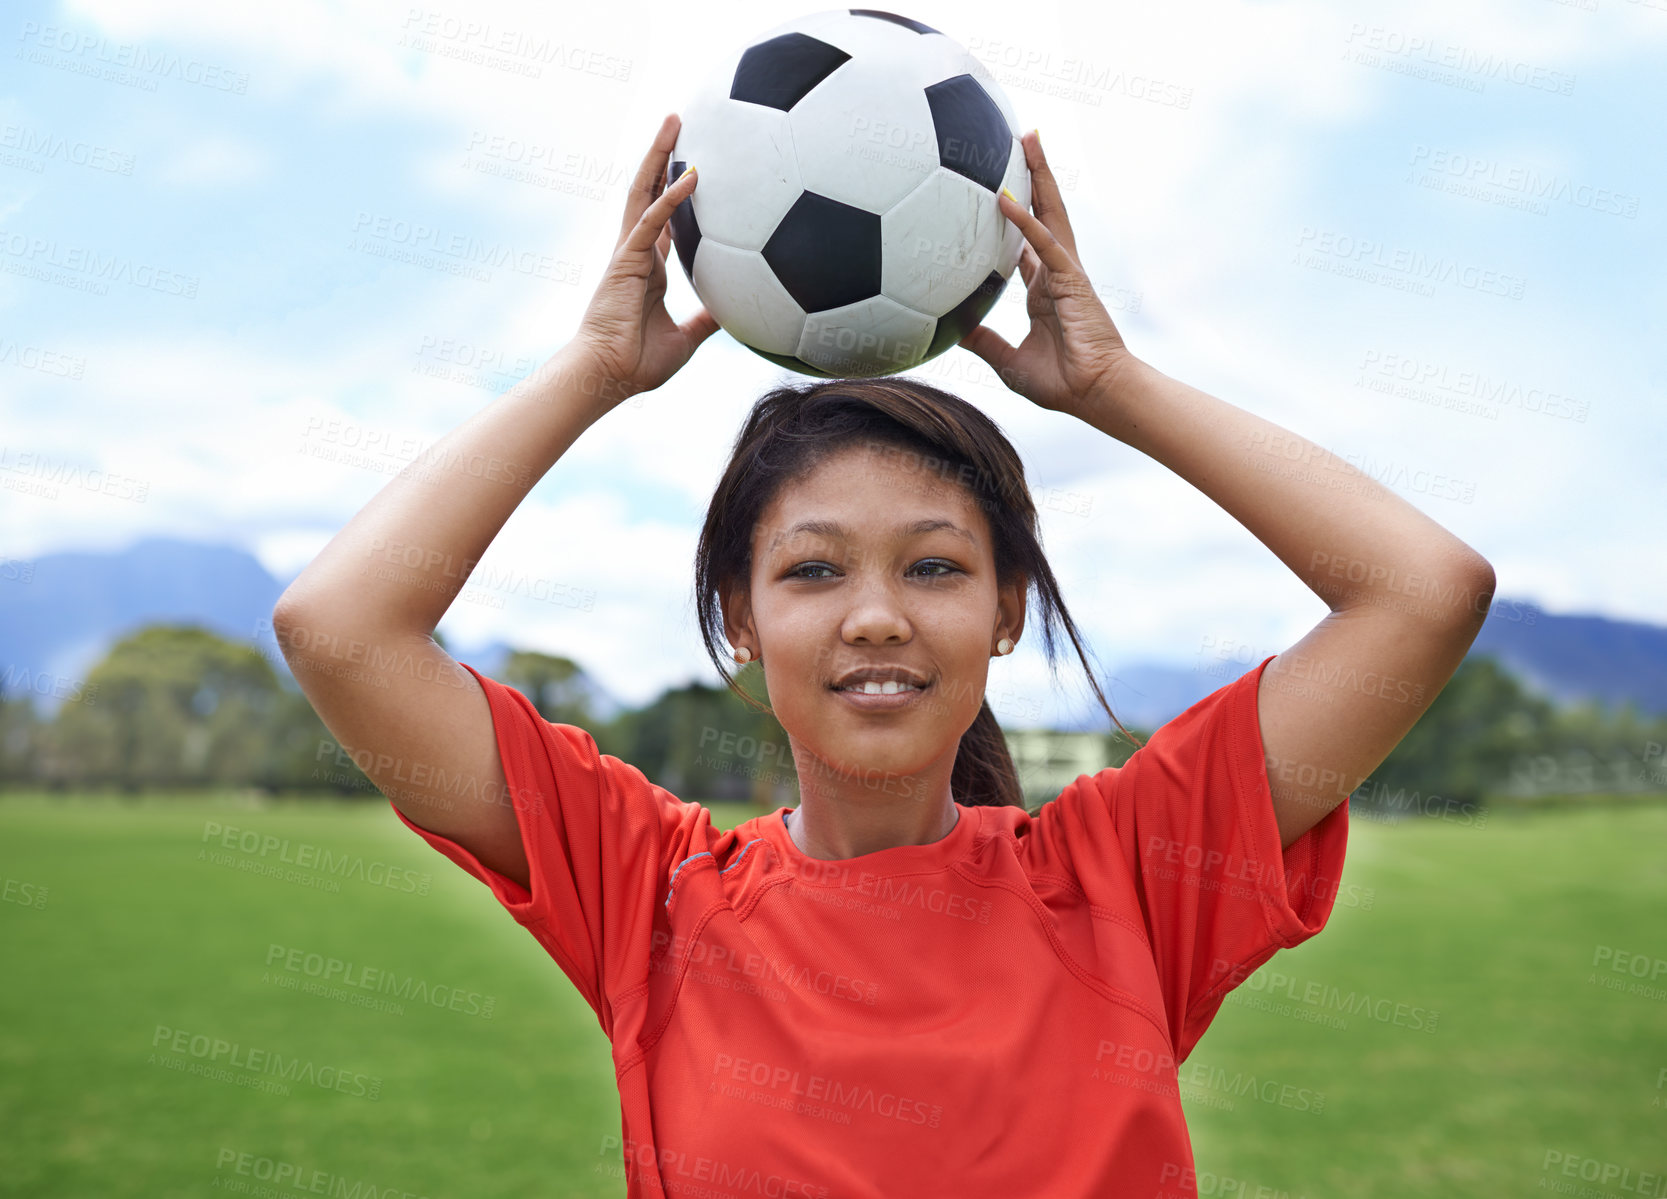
{"left": 274, "top": 114, "right": 1495, "bottom": 1198}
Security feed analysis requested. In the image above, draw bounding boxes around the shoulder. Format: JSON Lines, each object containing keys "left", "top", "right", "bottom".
{"left": 674, "top": 807, "right": 775, "bottom": 873}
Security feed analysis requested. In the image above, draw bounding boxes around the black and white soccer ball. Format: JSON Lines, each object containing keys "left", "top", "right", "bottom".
{"left": 665, "top": 9, "right": 1030, "bottom": 378}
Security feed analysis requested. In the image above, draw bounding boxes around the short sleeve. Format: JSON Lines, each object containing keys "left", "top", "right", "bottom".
{"left": 1035, "top": 653, "right": 1348, "bottom": 1060}
{"left": 387, "top": 662, "right": 708, "bottom": 1038}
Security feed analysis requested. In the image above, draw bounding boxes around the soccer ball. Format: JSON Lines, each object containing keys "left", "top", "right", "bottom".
{"left": 665, "top": 9, "right": 1030, "bottom": 378}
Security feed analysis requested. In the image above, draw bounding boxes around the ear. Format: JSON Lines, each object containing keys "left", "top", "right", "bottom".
{"left": 996, "top": 572, "right": 1027, "bottom": 647}
{"left": 720, "top": 580, "right": 756, "bottom": 652}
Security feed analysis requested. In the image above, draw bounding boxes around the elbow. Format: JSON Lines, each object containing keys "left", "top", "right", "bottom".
{"left": 271, "top": 589, "right": 303, "bottom": 633}
{"left": 1471, "top": 553, "right": 1497, "bottom": 607}
{"left": 1465, "top": 549, "right": 1496, "bottom": 611}
{"left": 273, "top": 573, "right": 332, "bottom": 631}
{"left": 271, "top": 586, "right": 322, "bottom": 655}
{"left": 1445, "top": 550, "right": 1496, "bottom": 631}
{"left": 270, "top": 594, "right": 301, "bottom": 660}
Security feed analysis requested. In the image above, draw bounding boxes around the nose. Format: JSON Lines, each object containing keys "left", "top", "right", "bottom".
{"left": 839, "top": 572, "right": 913, "bottom": 646}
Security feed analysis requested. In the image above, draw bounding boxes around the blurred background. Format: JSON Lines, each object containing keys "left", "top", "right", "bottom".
{"left": 2, "top": 0, "right": 1663, "bottom": 1196}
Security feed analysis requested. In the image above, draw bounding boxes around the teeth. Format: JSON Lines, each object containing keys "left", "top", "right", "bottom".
{"left": 845, "top": 680, "right": 920, "bottom": 694}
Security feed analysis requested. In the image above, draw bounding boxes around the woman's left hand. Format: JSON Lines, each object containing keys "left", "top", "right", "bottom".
{"left": 960, "top": 131, "right": 1138, "bottom": 416}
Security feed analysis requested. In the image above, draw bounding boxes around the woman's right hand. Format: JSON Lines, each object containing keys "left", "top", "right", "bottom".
{"left": 567, "top": 112, "right": 720, "bottom": 402}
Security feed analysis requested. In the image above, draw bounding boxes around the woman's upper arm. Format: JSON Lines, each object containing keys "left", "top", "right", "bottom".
{"left": 1257, "top": 565, "right": 1493, "bottom": 848}
{"left": 1038, "top": 656, "right": 1349, "bottom": 1059}
{"left": 273, "top": 611, "right": 530, "bottom": 889}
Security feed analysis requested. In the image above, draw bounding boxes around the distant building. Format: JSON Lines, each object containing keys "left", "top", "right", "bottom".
{"left": 1004, "top": 728, "right": 1138, "bottom": 809}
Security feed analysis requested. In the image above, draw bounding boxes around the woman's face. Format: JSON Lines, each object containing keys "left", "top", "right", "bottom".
{"left": 724, "top": 442, "right": 1025, "bottom": 807}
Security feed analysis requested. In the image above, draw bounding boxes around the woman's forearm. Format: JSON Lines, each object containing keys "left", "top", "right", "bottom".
{"left": 276, "top": 343, "right": 619, "bottom": 634}
{"left": 1073, "top": 356, "right": 1493, "bottom": 622}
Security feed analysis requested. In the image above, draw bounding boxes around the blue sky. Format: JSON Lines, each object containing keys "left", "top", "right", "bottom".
{"left": 1, "top": 0, "right": 1662, "bottom": 720}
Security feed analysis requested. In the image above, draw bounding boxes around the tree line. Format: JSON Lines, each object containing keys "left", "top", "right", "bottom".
{"left": 1, "top": 623, "right": 1663, "bottom": 816}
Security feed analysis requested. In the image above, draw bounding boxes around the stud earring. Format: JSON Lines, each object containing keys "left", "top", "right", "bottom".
{"left": 996, "top": 638, "right": 1014, "bottom": 656}
{"left": 733, "top": 646, "right": 752, "bottom": 664}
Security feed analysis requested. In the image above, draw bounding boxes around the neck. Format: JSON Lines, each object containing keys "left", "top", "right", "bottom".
{"left": 786, "top": 791, "right": 959, "bottom": 860}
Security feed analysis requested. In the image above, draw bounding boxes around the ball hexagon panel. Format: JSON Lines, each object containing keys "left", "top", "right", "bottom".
{"left": 762, "top": 191, "right": 883, "bottom": 313}
{"left": 730, "top": 33, "right": 852, "bottom": 110}
{"left": 690, "top": 239, "right": 808, "bottom": 356}
{"left": 788, "top": 55, "right": 940, "bottom": 214}
{"left": 894, "top": 32, "right": 985, "bottom": 93}
{"left": 797, "top": 293, "right": 936, "bottom": 376}
{"left": 669, "top": 91, "right": 801, "bottom": 254}
{"left": 880, "top": 164, "right": 1007, "bottom": 317}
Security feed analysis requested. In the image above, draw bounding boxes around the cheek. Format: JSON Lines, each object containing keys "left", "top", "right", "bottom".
{"left": 934, "top": 666, "right": 990, "bottom": 725}
{"left": 759, "top": 614, "right": 824, "bottom": 680}
{"left": 760, "top": 645, "right": 828, "bottom": 725}
{"left": 937, "top": 622, "right": 997, "bottom": 718}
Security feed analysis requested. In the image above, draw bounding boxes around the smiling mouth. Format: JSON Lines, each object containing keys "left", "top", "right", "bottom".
{"left": 832, "top": 680, "right": 928, "bottom": 695}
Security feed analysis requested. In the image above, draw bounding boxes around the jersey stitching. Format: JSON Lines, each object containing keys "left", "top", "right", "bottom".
{"left": 734, "top": 846, "right": 791, "bottom": 919}
{"left": 723, "top": 838, "right": 763, "bottom": 873}
{"left": 1088, "top": 903, "right": 1152, "bottom": 943}
{"left": 627, "top": 835, "right": 1174, "bottom": 1069}
{"left": 664, "top": 838, "right": 764, "bottom": 909}
{"left": 664, "top": 850, "right": 712, "bottom": 905}
{"left": 529, "top": 922, "right": 610, "bottom": 1031}
{"left": 730, "top": 828, "right": 997, "bottom": 920}
{"left": 1240, "top": 658, "right": 1299, "bottom": 946}
{"left": 1181, "top": 660, "right": 1302, "bottom": 1033}
{"left": 762, "top": 861, "right": 992, "bottom": 886}
{"left": 750, "top": 832, "right": 1168, "bottom": 1044}
{"left": 1024, "top": 868, "right": 1152, "bottom": 945}
{"left": 737, "top": 871, "right": 795, "bottom": 919}
{"left": 944, "top": 860, "right": 1174, "bottom": 1047}
{"left": 627, "top": 838, "right": 770, "bottom": 1067}
{"left": 621, "top": 896, "right": 726, "bottom": 1071}
{"left": 1181, "top": 673, "right": 1272, "bottom": 1031}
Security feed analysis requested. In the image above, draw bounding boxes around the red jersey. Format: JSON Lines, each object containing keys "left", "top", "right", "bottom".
{"left": 391, "top": 653, "right": 1348, "bottom": 1199}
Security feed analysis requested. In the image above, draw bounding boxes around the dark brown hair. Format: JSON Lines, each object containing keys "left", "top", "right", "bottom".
{"left": 694, "top": 374, "right": 1140, "bottom": 813}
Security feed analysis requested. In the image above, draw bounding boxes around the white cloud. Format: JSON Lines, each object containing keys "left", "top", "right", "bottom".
{"left": 155, "top": 133, "right": 271, "bottom": 187}
{"left": 250, "top": 528, "right": 334, "bottom": 585}
{"left": 9, "top": 0, "right": 1660, "bottom": 720}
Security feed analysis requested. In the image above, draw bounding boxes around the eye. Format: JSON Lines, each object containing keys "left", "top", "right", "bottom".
{"left": 911, "top": 559, "right": 961, "bottom": 578}
{"left": 785, "top": 559, "right": 960, "bottom": 580}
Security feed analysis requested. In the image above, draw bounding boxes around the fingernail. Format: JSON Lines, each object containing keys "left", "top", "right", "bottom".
{"left": 684, "top": 165, "right": 697, "bottom": 182}
{"left": 1001, "top": 186, "right": 1016, "bottom": 203}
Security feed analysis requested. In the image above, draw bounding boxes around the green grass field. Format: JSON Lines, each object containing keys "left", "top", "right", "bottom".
{"left": 2, "top": 793, "right": 1663, "bottom": 1197}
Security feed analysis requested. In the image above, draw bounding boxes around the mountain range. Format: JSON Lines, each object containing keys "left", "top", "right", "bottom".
{"left": 1, "top": 537, "right": 1661, "bottom": 728}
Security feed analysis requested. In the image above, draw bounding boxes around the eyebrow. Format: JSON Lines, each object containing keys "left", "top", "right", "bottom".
{"left": 775, "top": 518, "right": 977, "bottom": 546}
